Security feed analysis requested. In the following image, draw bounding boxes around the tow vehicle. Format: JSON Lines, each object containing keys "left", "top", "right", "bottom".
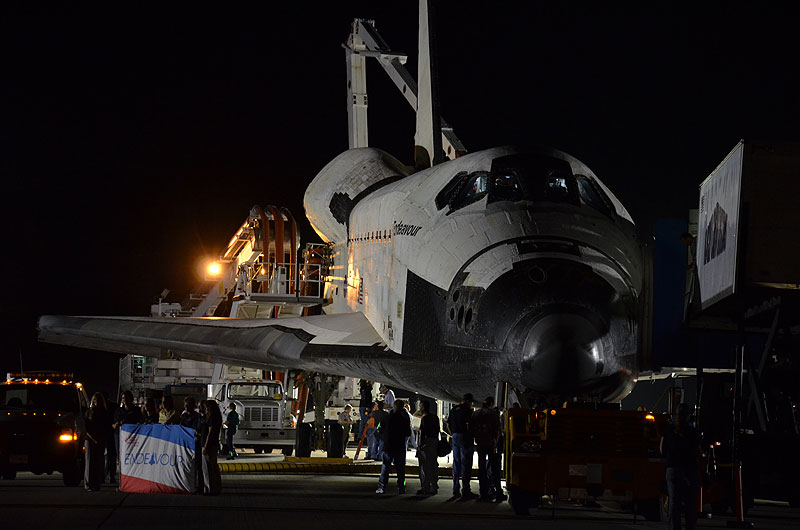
{"left": 505, "top": 404, "right": 670, "bottom": 519}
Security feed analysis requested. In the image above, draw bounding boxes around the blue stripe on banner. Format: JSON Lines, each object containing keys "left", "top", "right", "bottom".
{"left": 121, "top": 424, "right": 195, "bottom": 449}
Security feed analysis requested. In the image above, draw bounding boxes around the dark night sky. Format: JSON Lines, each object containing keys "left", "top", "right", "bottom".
{"left": 2, "top": 3, "right": 799, "bottom": 395}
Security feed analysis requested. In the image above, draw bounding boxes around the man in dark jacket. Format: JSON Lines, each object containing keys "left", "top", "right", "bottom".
{"left": 179, "top": 396, "right": 204, "bottom": 494}
{"left": 470, "top": 396, "right": 501, "bottom": 501}
{"left": 376, "top": 400, "right": 411, "bottom": 494}
{"left": 416, "top": 400, "right": 440, "bottom": 495}
{"left": 660, "top": 402, "right": 700, "bottom": 530}
{"left": 447, "top": 393, "right": 475, "bottom": 498}
{"left": 102, "top": 391, "right": 118, "bottom": 484}
{"left": 112, "top": 391, "right": 144, "bottom": 457}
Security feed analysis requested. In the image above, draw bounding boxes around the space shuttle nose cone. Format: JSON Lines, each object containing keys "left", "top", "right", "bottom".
{"left": 519, "top": 310, "right": 605, "bottom": 395}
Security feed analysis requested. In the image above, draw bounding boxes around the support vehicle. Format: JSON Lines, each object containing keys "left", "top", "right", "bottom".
{"left": 209, "top": 367, "right": 296, "bottom": 455}
{"left": 0, "top": 372, "right": 88, "bottom": 486}
{"left": 504, "top": 405, "right": 669, "bottom": 520}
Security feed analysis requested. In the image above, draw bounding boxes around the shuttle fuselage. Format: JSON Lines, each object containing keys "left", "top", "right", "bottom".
{"left": 305, "top": 145, "right": 643, "bottom": 402}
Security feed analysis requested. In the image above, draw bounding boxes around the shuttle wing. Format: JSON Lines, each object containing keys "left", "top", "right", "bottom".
{"left": 38, "top": 313, "right": 394, "bottom": 376}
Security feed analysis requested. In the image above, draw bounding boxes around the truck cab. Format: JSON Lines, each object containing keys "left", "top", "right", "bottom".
{"left": 210, "top": 378, "right": 296, "bottom": 455}
{"left": 0, "top": 372, "right": 88, "bottom": 486}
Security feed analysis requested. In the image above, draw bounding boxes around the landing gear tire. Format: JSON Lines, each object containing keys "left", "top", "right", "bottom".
{"left": 295, "top": 423, "right": 312, "bottom": 458}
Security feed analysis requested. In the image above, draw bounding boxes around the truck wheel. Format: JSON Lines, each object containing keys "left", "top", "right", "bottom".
{"left": 282, "top": 447, "right": 293, "bottom": 456}
{"left": 1, "top": 471, "right": 16, "bottom": 480}
{"left": 507, "top": 485, "right": 530, "bottom": 516}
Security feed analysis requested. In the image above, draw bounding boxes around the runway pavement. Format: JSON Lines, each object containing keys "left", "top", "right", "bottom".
{"left": 2, "top": 467, "right": 799, "bottom": 530}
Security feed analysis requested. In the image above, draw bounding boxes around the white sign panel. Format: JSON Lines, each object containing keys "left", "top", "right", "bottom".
{"left": 696, "top": 141, "right": 743, "bottom": 308}
{"left": 120, "top": 424, "right": 196, "bottom": 494}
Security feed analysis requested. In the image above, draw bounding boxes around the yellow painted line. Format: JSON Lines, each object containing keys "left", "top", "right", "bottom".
{"left": 218, "top": 461, "right": 454, "bottom": 476}
{"left": 284, "top": 457, "right": 353, "bottom": 464}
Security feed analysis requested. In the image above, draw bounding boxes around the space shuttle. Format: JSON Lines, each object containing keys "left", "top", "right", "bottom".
{"left": 38, "top": 2, "right": 644, "bottom": 404}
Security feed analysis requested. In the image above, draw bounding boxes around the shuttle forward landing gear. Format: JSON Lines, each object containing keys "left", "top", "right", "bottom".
{"left": 300, "top": 373, "right": 344, "bottom": 458}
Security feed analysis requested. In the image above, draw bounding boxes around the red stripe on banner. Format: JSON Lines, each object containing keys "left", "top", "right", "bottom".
{"left": 120, "top": 473, "right": 192, "bottom": 495}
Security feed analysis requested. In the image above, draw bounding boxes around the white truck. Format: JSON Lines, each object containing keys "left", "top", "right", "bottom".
{"left": 209, "top": 366, "right": 296, "bottom": 455}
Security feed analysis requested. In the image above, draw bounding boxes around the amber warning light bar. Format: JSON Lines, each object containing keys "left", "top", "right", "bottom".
{"left": 6, "top": 372, "right": 75, "bottom": 384}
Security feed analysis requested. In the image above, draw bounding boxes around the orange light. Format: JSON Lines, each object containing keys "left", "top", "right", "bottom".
{"left": 550, "top": 409, "right": 557, "bottom": 416}
{"left": 59, "top": 433, "right": 76, "bottom": 443}
{"left": 645, "top": 414, "right": 655, "bottom": 422}
{"left": 715, "top": 441, "right": 721, "bottom": 446}
{"left": 207, "top": 262, "right": 222, "bottom": 276}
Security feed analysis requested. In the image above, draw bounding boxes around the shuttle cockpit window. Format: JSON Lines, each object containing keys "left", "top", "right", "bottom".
{"left": 575, "top": 175, "right": 615, "bottom": 216}
{"left": 436, "top": 154, "right": 615, "bottom": 214}
{"left": 491, "top": 172, "right": 523, "bottom": 202}
{"left": 489, "top": 153, "right": 581, "bottom": 206}
{"left": 454, "top": 172, "right": 489, "bottom": 205}
{"left": 435, "top": 171, "right": 468, "bottom": 210}
{"left": 546, "top": 175, "right": 570, "bottom": 201}
{"left": 435, "top": 171, "right": 489, "bottom": 211}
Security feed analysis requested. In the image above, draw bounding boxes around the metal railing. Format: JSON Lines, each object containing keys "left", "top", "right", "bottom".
{"left": 252, "top": 260, "right": 326, "bottom": 300}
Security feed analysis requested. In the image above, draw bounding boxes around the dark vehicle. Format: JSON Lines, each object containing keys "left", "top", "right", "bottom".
{"left": 0, "top": 372, "right": 88, "bottom": 486}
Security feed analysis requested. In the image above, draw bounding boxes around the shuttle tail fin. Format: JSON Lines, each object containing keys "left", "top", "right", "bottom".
{"left": 414, "top": 0, "right": 444, "bottom": 170}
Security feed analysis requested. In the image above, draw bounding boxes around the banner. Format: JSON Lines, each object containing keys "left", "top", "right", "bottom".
{"left": 697, "top": 141, "right": 743, "bottom": 309}
{"left": 120, "top": 424, "right": 195, "bottom": 494}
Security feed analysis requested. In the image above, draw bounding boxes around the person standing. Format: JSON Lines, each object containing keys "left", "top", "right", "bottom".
{"left": 200, "top": 400, "right": 222, "bottom": 495}
{"left": 84, "top": 392, "right": 111, "bottom": 492}
{"left": 142, "top": 397, "right": 158, "bottom": 424}
{"left": 490, "top": 405, "right": 507, "bottom": 503}
{"left": 158, "top": 395, "right": 180, "bottom": 425}
{"left": 357, "top": 380, "right": 373, "bottom": 443}
{"left": 180, "top": 396, "right": 204, "bottom": 494}
{"left": 416, "top": 400, "right": 440, "bottom": 495}
{"left": 223, "top": 403, "right": 240, "bottom": 460}
{"left": 112, "top": 390, "right": 144, "bottom": 471}
{"left": 447, "top": 393, "right": 475, "bottom": 498}
{"left": 361, "top": 403, "right": 377, "bottom": 460}
{"left": 338, "top": 404, "right": 355, "bottom": 453}
{"left": 376, "top": 400, "right": 411, "bottom": 494}
{"left": 404, "top": 401, "right": 418, "bottom": 451}
{"left": 470, "top": 396, "right": 501, "bottom": 502}
{"left": 660, "top": 403, "right": 701, "bottom": 530}
{"left": 381, "top": 385, "right": 395, "bottom": 409}
{"left": 369, "top": 401, "right": 389, "bottom": 461}
{"left": 102, "top": 391, "right": 118, "bottom": 485}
